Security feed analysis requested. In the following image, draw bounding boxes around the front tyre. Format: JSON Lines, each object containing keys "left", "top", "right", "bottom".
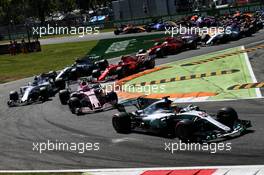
{"left": 175, "top": 120, "right": 194, "bottom": 142}
{"left": 68, "top": 97, "right": 81, "bottom": 114}
{"left": 217, "top": 107, "right": 238, "bottom": 128}
{"left": 7, "top": 100, "right": 15, "bottom": 107}
{"left": 59, "top": 90, "right": 70, "bottom": 105}
{"left": 9, "top": 91, "right": 19, "bottom": 101}
{"left": 112, "top": 113, "right": 131, "bottom": 134}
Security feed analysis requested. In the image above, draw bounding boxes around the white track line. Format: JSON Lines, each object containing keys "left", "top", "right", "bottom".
{"left": 241, "top": 46, "right": 262, "bottom": 98}
{"left": 1, "top": 165, "right": 264, "bottom": 173}
{"left": 81, "top": 165, "right": 264, "bottom": 175}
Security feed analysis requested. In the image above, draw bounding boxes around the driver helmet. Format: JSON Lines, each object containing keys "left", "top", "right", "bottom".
{"left": 81, "top": 81, "right": 89, "bottom": 91}
{"left": 75, "top": 58, "right": 81, "bottom": 63}
{"left": 32, "top": 76, "right": 38, "bottom": 85}
{"left": 171, "top": 103, "right": 181, "bottom": 113}
{"left": 34, "top": 76, "right": 38, "bottom": 81}
{"left": 138, "top": 49, "right": 146, "bottom": 54}
{"left": 118, "top": 60, "right": 123, "bottom": 65}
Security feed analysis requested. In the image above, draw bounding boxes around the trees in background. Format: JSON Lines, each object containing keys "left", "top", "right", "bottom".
{"left": 0, "top": 0, "right": 113, "bottom": 25}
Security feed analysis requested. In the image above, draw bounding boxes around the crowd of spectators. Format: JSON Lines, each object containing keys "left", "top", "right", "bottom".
{"left": 8, "top": 38, "right": 41, "bottom": 56}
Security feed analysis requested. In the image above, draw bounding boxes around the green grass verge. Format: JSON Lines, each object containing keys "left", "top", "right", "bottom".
{"left": 89, "top": 33, "right": 165, "bottom": 59}
{"left": 0, "top": 32, "right": 166, "bottom": 83}
{"left": 0, "top": 40, "right": 98, "bottom": 83}
{"left": 0, "top": 28, "right": 115, "bottom": 42}
{"left": 125, "top": 47, "right": 257, "bottom": 100}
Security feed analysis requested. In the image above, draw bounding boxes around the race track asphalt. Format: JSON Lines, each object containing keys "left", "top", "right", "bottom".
{"left": 0, "top": 31, "right": 264, "bottom": 170}
{"left": 39, "top": 31, "right": 164, "bottom": 45}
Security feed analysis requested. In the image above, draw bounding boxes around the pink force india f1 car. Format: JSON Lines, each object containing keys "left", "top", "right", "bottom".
{"left": 58, "top": 78, "right": 118, "bottom": 115}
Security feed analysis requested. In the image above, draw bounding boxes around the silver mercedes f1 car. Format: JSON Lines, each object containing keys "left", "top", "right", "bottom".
{"left": 113, "top": 97, "right": 252, "bottom": 143}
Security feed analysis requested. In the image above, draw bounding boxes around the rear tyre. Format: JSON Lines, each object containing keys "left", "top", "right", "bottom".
{"left": 92, "top": 69, "right": 101, "bottom": 79}
{"left": 106, "top": 91, "right": 118, "bottom": 105}
{"left": 115, "top": 67, "right": 122, "bottom": 77}
{"left": 101, "top": 59, "right": 109, "bottom": 70}
{"left": 201, "top": 34, "right": 210, "bottom": 43}
{"left": 175, "top": 120, "right": 194, "bottom": 142}
{"left": 146, "top": 59, "right": 155, "bottom": 69}
{"left": 245, "top": 30, "right": 252, "bottom": 37}
{"left": 70, "top": 69, "right": 78, "bottom": 80}
{"left": 146, "top": 28, "right": 152, "bottom": 32}
{"left": 189, "top": 41, "right": 197, "bottom": 50}
{"left": 114, "top": 30, "right": 120, "bottom": 35}
{"left": 59, "top": 90, "right": 70, "bottom": 105}
{"left": 112, "top": 113, "right": 131, "bottom": 133}
{"left": 217, "top": 107, "right": 238, "bottom": 128}
{"left": 117, "top": 67, "right": 127, "bottom": 79}
{"left": 156, "top": 48, "right": 164, "bottom": 58}
{"left": 48, "top": 71, "right": 57, "bottom": 80}
{"left": 55, "top": 78, "right": 65, "bottom": 90}
{"left": 68, "top": 97, "right": 81, "bottom": 114}
{"left": 9, "top": 91, "right": 19, "bottom": 101}
{"left": 95, "top": 59, "right": 109, "bottom": 71}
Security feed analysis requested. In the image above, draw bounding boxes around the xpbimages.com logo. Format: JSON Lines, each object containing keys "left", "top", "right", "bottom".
{"left": 32, "top": 24, "right": 100, "bottom": 37}
{"left": 164, "top": 141, "right": 232, "bottom": 154}
{"left": 103, "top": 82, "right": 166, "bottom": 95}
{"left": 32, "top": 140, "right": 100, "bottom": 154}
{"left": 164, "top": 25, "right": 232, "bottom": 37}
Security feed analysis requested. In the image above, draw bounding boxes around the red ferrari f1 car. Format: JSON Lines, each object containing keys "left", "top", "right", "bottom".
{"left": 147, "top": 36, "right": 198, "bottom": 58}
{"left": 91, "top": 54, "right": 155, "bottom": 82}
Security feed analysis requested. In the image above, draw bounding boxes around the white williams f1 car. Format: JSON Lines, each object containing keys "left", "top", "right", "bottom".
{"left": 113, "top": 97, "right": 252, "bottom": 142}
{"left": 7, "top": 72, "right": 62, "bottom": 107}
